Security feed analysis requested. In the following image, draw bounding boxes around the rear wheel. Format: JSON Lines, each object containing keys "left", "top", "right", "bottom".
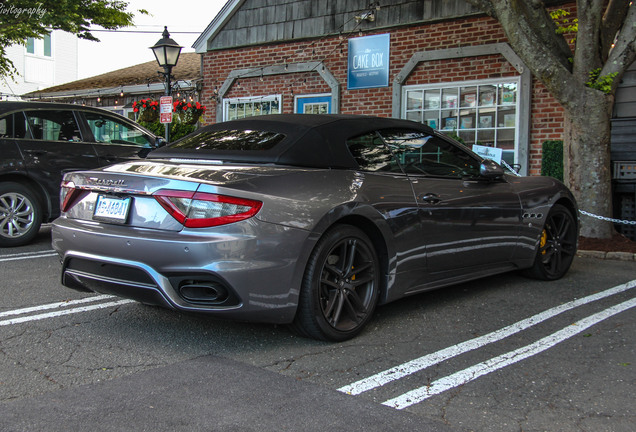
{"left": 523, "top": 204, "right": 577, "bottom": 280}
{"left": 292, "top": 225, "right": 380, "bottom": 341}
{"left": 0, "top": 182, "right": 43, "bottom": 247}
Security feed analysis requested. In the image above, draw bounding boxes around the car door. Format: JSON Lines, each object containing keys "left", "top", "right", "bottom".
{"left": 0, "top": 112, "right": 28, "bottom": 175}
{"left": 19, "top": 109, "right": 101, "bottom": 214}
{"left": 78, "top": 110, "right": 155, "bottom": 165}
{"left": 380, "top": 129, "right": 522, "bottom": 279}
{"left": 346, "top": 132, "right": 425, "bottom": 282}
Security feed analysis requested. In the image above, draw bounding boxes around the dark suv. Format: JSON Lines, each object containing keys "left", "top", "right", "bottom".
{"left": 0, "top": 101, "right": 162, "bottom": 246}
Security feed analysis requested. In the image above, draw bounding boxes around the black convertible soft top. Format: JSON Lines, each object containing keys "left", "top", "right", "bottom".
{"left": 148, "top": 114, "right": 435, "bottom": 169}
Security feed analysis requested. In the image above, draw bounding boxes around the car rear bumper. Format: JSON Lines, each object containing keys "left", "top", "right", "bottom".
{"left": 52, "top": 216, "right": 311, "bottom": 324}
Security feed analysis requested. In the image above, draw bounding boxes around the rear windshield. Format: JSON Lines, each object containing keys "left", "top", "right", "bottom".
{"left": 170, "top": 129, "right": 285, "bottom": 151}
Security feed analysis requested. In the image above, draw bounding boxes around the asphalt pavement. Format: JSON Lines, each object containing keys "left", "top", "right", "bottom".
{"left": 0, "top": 354, "right": 452, "bottom": 432}
{"left": 0, "top": 226, "right": 634, "bottom": 431}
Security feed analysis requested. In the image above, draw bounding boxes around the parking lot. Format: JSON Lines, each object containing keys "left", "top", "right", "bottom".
{"left": 1, "top": 226, "right": 635, "bottom": 431}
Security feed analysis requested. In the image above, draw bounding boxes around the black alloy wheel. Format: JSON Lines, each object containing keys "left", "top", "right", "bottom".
{"left": 0, "top": 182, "right": 43, "bottom": 247}
{"left": 524, "top": 204, "right": 577, "bottom": 280}
{"left": 293, "top": 224, "right": 380, "bottom": 341}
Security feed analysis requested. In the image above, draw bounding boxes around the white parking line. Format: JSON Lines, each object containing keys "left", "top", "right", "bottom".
{"left": 382, "top": 296, "right": 636, "bottom": 409}
{"left": 1, "top": 250, "right": 135, "bottom": 325}
{"left": 338, "top": 279, "right": 636, "bottom": 396}
{"left": 0, "top": 295, "right": 115, "bottom": 318}
{"left": 0, "top": 250, "right": 58, "bottom": 262}
{"left": 0, "top": 299, "right": 135, "bottom": 326}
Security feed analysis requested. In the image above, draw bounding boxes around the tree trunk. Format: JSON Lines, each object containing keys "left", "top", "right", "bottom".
{"left": 563, "top": 90, "right": 615, "bottom": 239}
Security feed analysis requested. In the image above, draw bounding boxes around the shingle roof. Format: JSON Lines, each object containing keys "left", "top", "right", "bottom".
{"left": 30, "top": 52, "right": 200, "bottom": 94}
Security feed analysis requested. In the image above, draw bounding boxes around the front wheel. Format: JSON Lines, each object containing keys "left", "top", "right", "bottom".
{"left": 292, "top": 225, "right": 380, "bottom": 341}
{"left": 523, "top": 204, "right": 577, "bottom": 280}
{"left": 0, "top": 182, "right": 43, "bottom": 247}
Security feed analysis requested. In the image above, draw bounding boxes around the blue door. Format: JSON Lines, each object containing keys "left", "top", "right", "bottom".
{"left": 296, "top": 95, "right": 332, "bottom": 114}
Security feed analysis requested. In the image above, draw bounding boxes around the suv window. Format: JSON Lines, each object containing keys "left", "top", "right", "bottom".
{"left": 379, "top": 129, "right": 481, "bottom": 179}
{"left": 0, "top": 113, "right": 28, "bottom": 139}
{"left": 84, "top": 112, "right": 152, "bottom": 147}
{"left": 24, "top": 110, "right": 82, "bottom": 142}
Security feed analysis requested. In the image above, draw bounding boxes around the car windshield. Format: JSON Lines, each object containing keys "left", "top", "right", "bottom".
{"left": 169, "top": 129, "right": 285, "bottom": 151}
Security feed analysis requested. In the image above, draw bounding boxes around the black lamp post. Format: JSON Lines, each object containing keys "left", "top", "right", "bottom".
{"left": 150, "top": 26, "right": 182, "bottom": 142}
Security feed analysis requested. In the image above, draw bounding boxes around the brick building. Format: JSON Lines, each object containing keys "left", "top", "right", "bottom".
{"left": 192, "top": 0, "right": 591, "bottom": 176}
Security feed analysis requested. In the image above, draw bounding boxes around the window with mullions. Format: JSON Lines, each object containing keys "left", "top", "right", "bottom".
{"left": 223, "top": 95, "right": 281, "bottom": 121}
{"left": 403, "top": 79, "right": 519, "bottom": 166}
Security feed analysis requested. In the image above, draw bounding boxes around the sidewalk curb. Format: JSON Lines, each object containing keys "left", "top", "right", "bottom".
{"left": 577, "top": 250, "right": 636, "bottom": 261}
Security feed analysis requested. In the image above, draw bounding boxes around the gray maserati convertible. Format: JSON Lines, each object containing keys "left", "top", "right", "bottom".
{"left": 52, "top": 114, "right": 578, "bottom": 341}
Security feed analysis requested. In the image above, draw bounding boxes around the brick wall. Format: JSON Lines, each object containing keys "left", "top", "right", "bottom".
{"left": 201, "top": 15, "right": 567, "bottom": 175}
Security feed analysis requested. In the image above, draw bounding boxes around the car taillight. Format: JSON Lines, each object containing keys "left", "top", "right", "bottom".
{"left": 153, "top": 190, "right": 262, "bottom": 228}
{"left": 60, "top": 181, "right": 89, "bottom": 212}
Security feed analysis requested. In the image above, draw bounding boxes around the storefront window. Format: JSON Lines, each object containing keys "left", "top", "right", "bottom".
{"left": 403, "top": 79, "right": 519, "bottom": 166}
{"left": 223, "top": 95, "right": 281, "bottom": 121}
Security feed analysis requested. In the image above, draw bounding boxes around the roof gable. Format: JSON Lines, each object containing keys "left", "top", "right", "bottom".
{"left": 194, "top": 0, "right": 482, "bottom": 53}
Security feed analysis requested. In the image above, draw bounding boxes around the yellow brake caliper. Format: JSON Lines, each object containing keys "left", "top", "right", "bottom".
{"left": 540, "top": 229, "right": 547, "bottom": 255}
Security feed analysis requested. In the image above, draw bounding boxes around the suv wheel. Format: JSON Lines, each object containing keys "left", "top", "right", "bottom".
{"left": 0, "top": 182, "right": 43, "bottom": 247}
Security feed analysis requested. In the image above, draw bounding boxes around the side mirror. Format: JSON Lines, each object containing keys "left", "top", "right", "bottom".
{"left": 479, "top": 159, "right": 504, "bottom": 179}
{"left": 155, "top": 137, "right": 167, "bottom": 148}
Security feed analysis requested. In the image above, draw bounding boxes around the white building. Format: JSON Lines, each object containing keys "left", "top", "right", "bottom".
{"left": 0, "top": 30, "right": 78, "bottom": 100}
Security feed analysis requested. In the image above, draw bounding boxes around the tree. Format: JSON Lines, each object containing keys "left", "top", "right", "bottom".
{"left": 0, "top": 0, "right": 146, "bottom": 79}
{"left": 466, "top": 0, "right": 636, "bottom": 239}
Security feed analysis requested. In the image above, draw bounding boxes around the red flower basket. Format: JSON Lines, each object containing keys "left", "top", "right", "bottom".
{"left": 133, "top": 98, "right": 159, "bottom": 122}
{"left": 174, "top": 100, "right": 206, "bottom": 124}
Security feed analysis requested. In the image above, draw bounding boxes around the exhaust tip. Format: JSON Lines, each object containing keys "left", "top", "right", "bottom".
{"left": 178, "top": 281, "right": 228, "bottom": 304}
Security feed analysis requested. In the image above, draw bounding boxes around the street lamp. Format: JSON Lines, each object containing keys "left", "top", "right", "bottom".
{"left": 150, "top": 26, "right": 182, "bottom": 142}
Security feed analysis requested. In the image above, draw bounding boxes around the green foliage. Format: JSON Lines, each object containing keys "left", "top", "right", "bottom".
{"left": 541, "top": 140, "right": 564, "bottom": 182}
{"left": 549, "top": 9, "right": 578, "bottom": 35}
{"left": 586, "top": 69, "right": 618, "bottom": 94}
{"left": 139, "top": 121, "right": 198, "bottom": 142}
{"left": 549, "top": 10, "right": 617, "bottom": 94}
{"left": 0, "top": 1, "right": 146, "bottom": 79}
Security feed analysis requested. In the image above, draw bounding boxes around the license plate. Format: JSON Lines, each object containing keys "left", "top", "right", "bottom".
{"left": 93, "top": 195, "right": 131, "bottom": 223}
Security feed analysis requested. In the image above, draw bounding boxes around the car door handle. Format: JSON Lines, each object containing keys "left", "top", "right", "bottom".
{"left": 23, "top": 149, "right": 47, "bottom": 156}
{"left": 420, "top": 193, "right": 441, "bottom": 204}
{"left": 100, "top": 154, "right": 120, "bottom": 163}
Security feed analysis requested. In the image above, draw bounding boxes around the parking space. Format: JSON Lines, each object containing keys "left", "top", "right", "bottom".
{"left": 1, "top": 237, "right": 634, "bottom": 431}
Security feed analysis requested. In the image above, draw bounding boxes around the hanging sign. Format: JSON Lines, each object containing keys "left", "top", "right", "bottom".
{"left": 160, "top": 96, "right": 173, "bottom": 124}
{"left": 348, "top": 33, "right": 390, "bottom": 90}
{"left": 472, "top": 144, "right": 503, "bottom": 164}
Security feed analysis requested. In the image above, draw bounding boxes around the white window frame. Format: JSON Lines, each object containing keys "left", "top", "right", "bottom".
{"left": 25, "top": 33, "right": 53, "bottom": 58}
{"left": 294, "top": 93, "right": 332, "bottom": 114}
{"left": 223, "top": 95, "right": 282, "bottom": 121}
{"left": 402, "top": 77, "right": 521, "bottom": 167}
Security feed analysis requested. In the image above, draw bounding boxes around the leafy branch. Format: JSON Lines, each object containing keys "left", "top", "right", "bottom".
{"left": 586, "top": 69, "right": 618, "bottom": 94}
{"left": 550, "top": 9, "right": 579, "bottom": 34}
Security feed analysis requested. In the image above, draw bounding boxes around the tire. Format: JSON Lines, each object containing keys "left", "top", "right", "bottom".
{"left": 292, "top": 224, "right": 380, "bottom": 341}
{"left": 523, "top": 204, "right": 577, "bottom": 281}
{"left": 0, "top": 182, "right": 43, "bottom": 247}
